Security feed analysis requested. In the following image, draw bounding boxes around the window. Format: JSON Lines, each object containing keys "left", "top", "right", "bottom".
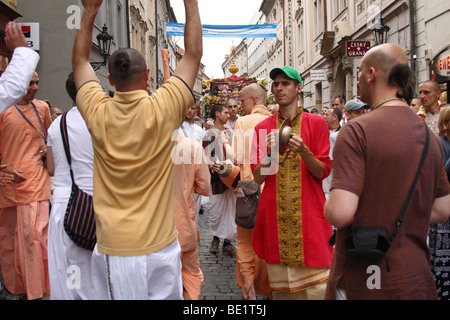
{"left": 296, "top": 19, "right": 304, "bottom": 55}
{"left": 333, "top": 0, "right": 347, "bottom": 18}
{"left": 314, "top": 0, "right": 324, "bottom": 37}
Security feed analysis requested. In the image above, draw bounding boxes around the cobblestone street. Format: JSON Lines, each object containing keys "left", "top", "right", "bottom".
{"left": 197, "top": 204, "right": 243, "bottom": 300}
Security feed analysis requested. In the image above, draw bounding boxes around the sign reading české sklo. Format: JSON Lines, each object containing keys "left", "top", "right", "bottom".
{"left": 311, "top": 69, "right": 328, "bottom": 81}
{"left": 21, "top": 23, "right": 40, "bottom": 52}
{"left": 346, "top": 40, "right": 371, "bottom": 58}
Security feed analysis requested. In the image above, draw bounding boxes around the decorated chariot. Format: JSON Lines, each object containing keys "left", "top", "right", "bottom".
{"left": 199, "top": 61, "right": 274, "bottom": 119}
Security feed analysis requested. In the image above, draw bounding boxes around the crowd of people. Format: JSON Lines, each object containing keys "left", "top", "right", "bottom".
{"left": 0, "top": 0, "right": 449, "bottom": 301}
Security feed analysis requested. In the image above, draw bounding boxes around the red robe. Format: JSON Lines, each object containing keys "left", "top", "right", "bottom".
{"left": 251, "top": 111, "right": 333, "bottom": 268}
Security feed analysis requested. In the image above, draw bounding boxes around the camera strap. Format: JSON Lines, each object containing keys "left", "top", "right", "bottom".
{"left": 15, "top": 102, "right": 47, "bottom": 144}
{"left": 390, "top": 122, "right": 430, "bottom": 242}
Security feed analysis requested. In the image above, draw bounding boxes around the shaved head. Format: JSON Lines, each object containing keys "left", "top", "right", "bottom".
{"left": 108, "top": 48, "right": 147, "bottom": 90}
{"left": 420, "top": 80, "right": 440, "bottom": 92}
{"left": 242, "top": 83, "right": 267, "bottom": 104}
{"left": 363, "top": 43, "right": 409, "bottom": 75}
{"left": 360, "top": 43, "right": 414, "bottom": 104}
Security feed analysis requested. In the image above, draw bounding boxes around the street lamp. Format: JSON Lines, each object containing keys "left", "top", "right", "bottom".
{"left": 91, "top": 24, "right": 113, "bottom": 71}
{"left": 302, "top": 91, "right": 313, "bottom": 98}
{"left": 372, "top": 16, "right": 390, "bottom": 46}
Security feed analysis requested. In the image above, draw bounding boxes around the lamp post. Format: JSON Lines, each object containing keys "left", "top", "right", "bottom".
{"left": 372, "top": 16, "right": 390, "bottom": 46}
{"left": 91, "top": 24, "right": 113, "bottom": 71}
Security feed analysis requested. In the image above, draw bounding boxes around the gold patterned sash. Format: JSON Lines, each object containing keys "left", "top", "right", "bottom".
{"left": 276, "top": 109, "right": 304, "bottom": 266}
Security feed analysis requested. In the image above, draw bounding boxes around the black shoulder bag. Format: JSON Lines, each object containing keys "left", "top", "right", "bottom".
{"left": 344, "top": 123, "right": 430, "bottom": 271}
{"left": 60, "top": 111, "right": 97, "bottom": 251}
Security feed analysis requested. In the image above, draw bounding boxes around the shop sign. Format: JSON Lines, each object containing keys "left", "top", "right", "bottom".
{"left": 311, "top": 69, "right": 328, "bottom": 81}
{"left": 21, "top": 23, "right": 40, "bottom": 51}
{"left": 346, "top": 41, "right": 371, "bottom": 58}
{"left": 431, "top": 45, "right": 450, "bottom": 82}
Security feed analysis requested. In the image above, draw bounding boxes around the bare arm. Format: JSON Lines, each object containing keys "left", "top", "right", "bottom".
{"left": 252, "top": 159, "right": 273, "bottom": 185}
{"left": 172, "top": 0, "right": 202, "bottom": 89}
{"left": 324, "top": 189, "right": 359, "bottom": 228}
{"left": 430, "top": 194, "right": 450, "bottom": 224}
{"left": 72, "top": 0, "right": 103, "bottom": 90}
{"left": 46, "top": 146, "right": 55, "bottom": 177}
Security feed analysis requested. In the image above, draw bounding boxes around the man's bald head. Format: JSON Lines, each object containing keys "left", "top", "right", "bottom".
{"left": 363, "top": 43, "right": 409, "bottom": 78}
{"left": 108, "top": 48, "right": 148, "bottom": 90}
{"left": 241, "top": 83, "right": 267, "bottom": 105}
{"left": 361, "top": 43, "right": 414, "bottom": 104}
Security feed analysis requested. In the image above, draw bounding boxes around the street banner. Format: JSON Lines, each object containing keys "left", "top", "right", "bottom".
{"left": 166, "top": 22, "right": 277, "bottom": 38}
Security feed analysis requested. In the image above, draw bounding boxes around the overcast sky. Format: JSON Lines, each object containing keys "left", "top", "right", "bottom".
{"left": 170, "top": 0, "right": 263, "bottom": 79}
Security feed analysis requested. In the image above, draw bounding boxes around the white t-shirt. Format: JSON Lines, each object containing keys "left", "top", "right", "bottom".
{"left": 179, "top": 120, "right": 203, "bottom": 144}
{"left": 47, "top": 106, "right": 94, "bottom": 202}
{"left": 322, "top": 130, "right": 340, "bottom": 198}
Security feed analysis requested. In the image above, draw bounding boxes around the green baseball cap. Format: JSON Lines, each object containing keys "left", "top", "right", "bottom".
{"left": 269, "top": 66, "right": 303, "bottom": 85}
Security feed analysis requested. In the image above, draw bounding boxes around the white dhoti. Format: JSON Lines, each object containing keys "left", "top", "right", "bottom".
{"left": 91, "top": 239, "right": 183, "bottom": 300}
{"left": 48, "top": 191, "right": 93, "bottom": 300}
{"left": 208, "top": 187, "right": 237, "bottom": 241}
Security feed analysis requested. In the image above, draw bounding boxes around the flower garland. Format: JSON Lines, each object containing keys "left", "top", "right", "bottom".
{"left": 200, "top": 78, "right": 269, "bottom": 117}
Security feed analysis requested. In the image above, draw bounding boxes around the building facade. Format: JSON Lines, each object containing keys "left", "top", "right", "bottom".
{"left": 239, "top": 0, "right": 449, "bottom": 111}
{"left": 247, "top": 10, "right": 269, "bottom": 81}
{"left": 129, "top": 0, "right": 205, "bottom": 99}
{"left": 415, "top": 0, "right": 450, "bottom": 102}
{"left": 14, "top": 0, "right": 129, "bottom": 110}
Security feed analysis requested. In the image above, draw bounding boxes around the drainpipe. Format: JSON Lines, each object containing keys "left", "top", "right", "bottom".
{"left": 410, "top": 0, "right": 417, "bottom": 84}
{"left": 126, "top": 0, "right": 130, "bottom": 48}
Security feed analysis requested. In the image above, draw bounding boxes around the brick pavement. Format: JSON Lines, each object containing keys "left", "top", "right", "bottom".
{"left": 197, "top": 204, "right": 244, "bottom": 300}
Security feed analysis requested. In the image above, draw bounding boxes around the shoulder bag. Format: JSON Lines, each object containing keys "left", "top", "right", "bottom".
{"left": 235, "top": 179, "right": 261, "bottom": 229}
{"left": 344, "top": 123, "right": 430, "bottom": 270}
{"left": 60, "top": 111, "right": 96, "bottom": 251}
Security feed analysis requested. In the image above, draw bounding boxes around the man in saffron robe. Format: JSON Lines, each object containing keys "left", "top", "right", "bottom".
{"left": 173, "top": 135, "right": 210, "bottom": 300}
{"left": 251, "top": 66, "right": 333, "bottom": 300}
{"left": 231, "top": 83, "right": 271, "bottom": 300}
{"left": 0, "top": 72, "right": 51, "bottom": 300}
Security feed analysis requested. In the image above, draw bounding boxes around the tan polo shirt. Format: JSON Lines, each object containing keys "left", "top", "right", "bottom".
{"left": 76, "top": 76, "right": 195, "bottom": 256}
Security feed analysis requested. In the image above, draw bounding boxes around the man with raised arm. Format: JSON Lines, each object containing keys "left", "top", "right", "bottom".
{"left": 72, "top": 0, "right": 202, "bottom": 300}
{"left": 0, "top": 21, "right": 40, "bottom": 113}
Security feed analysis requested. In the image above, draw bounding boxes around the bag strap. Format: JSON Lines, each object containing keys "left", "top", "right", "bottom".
{"left": 59, "top": 111, "right": 75, "bottom": 183}
{"left": 15, "top": 101, "right": 47, "bottom": 144}
{"left": 390, "top": 123, "right": 430, "bottom": 241}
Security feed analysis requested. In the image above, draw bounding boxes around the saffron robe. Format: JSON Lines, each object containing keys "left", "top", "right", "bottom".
{"left": 173, "top": 136, "right": 210, "bottom": 300}
{"left": 251, "top": 111, "right": 333, "bottom": 268}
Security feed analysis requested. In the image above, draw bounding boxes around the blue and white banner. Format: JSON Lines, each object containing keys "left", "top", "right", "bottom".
{"left": 166, "top": 22, "right": 277, "bottom": 38}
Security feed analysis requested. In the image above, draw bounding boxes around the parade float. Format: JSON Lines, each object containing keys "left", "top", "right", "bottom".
{"left": 199, "top": 61, "right": 272, "bottom": 119}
